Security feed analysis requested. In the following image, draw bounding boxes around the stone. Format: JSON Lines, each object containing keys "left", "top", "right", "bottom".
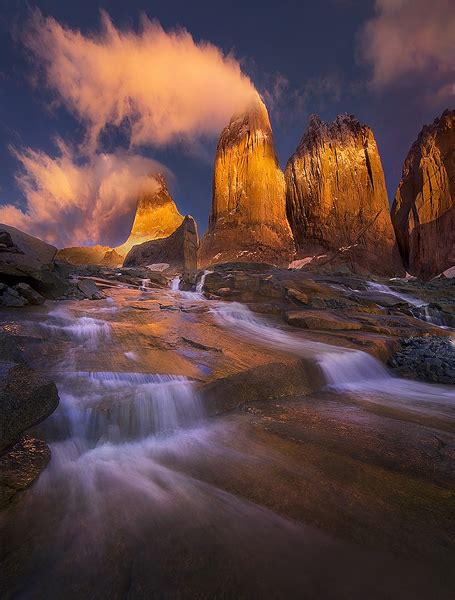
{"left": 391, "top": 110, "right": 455, "bottom": 279}
{"left": 199, "top": 95, "right": 295, "bottom": 268}
{"left": 13, "top": 282, "right": 45, "bottom": 305}
{"left": 285, "top": 114, "right": 402, "bottom": 276}
{"left": 0, "top": 287, "right": 28, "bottom": 307}
{"left": 0, "top": 362, "right": 59, "bottom": 453}
{"left": 0, "top": 332, "right": 25, "bottom": 363}
{"left": 116, "top": 174, "right": 184, "bottom": 257}
{"left": 124, "top": 216, "right": 199, "bottom": 273}
{"left": 0, "top": 224, "right": 57, "bottom": 263}
{"left": 284, "top": 310, "right": 362, "bottom": 331}
{"left": 0, "top": 435, "right": 50, "bottom": 509}
{"left": 77, "top": 278, "right": 106, "bottom": 300}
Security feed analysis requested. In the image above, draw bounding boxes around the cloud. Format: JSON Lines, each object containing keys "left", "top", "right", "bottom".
{"left": 23, "top": 10, "right": 257, "bottom": 151}
{"left": 0, "top": 142, "right": 166, "bottom": 248}
{"left": 358, "top": 0, "right": 455, "bottom": 97}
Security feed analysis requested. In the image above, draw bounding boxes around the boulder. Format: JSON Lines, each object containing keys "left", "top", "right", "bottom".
{"left": 77, "top": 278, "right": 106, "bottom": 300}
{"left": 199, "top": 95, "right": 295, "bottom": 267}
{"left": 285, "top": 114, "right": 402, "bottom": 276}
{"left": 0, "top": 286, "right": 28, "bottom": 307}
{"left": 0, "top": 435, "right": 50, "bottom": 509}
{"left": 13, "top": 282, "right": 45, "bottom": 305}
{"left": 0, "top": 225, "right": 69, "bottom": 299}
{"left": 0, "top": 224, "right": 57, "bottom": 263}
{"left": 124, "top": 216, "right": 199, "bottom": 273}
{"left": 391, "top": 110, "right": 455, "bottom": 279}
{"left": 0, "top": 362, "right": 59, "bottom": 454}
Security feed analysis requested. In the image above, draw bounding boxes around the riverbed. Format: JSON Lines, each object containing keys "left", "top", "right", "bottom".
{"left": 1, "top": 284, "right": 454, "bottom": 599}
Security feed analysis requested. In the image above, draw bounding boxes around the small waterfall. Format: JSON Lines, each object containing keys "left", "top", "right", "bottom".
{"left": 170, "top": 275, "right": 181, "bottom": 291}
{"left": 139, "top": 278, "right": 151, "bottom": 290}
{"left": 196, "top": 270, "right": 211, "bottom": 294}
{"left": 43, "top": 308, "right": 111, "bottom": 350}
{"left": 212, "top": 302, "right": 455, "bottom": 413}
{"left": 366, "top": 281, "right": 425, "bottom": 307}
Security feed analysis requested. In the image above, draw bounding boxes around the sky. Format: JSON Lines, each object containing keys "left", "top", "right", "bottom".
{"left": 0, "top": 0, "right": 453, "bottom": 248}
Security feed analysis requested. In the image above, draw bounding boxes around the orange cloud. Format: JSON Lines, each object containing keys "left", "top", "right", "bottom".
{"left": 359, "top": 0, "right": 455, "bottom": 96}
{"left": 24, "top": 10, "right": 257, "bottom": 150}
{"left": 0, "top": 142, "right": 166, "bottom": 248}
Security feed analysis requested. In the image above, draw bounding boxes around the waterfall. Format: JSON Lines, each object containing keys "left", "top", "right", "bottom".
{"left": 139, "top": 278, "right": 151, "bottom": 290}
{"left": 170, "top": 275, "right": 181, "bottom": 291}
{"left": 196, "top": 270, "right": 211, "bottom": 293}
{"left": 366, "top": 281, "right": 425, "bottom": 307}
{"left": 212, "top": 302, "right": 455, "bottom": 413}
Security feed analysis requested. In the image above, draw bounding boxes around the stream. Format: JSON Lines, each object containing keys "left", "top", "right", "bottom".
{"left": 0, "top": 283, "right": 454, "bottom": 599}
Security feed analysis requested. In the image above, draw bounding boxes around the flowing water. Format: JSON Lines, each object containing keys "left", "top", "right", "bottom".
{"left": 1, "top": 285, "right": 454, "bottom": 598}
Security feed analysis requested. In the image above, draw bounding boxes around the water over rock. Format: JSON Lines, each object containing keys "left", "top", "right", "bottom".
{"left": 285, "top": 114, "right": 402, "bottom": 276}
{"left": 199, "top": 96, "right": 294, "bottom": 268}
{"left": 391, "top": 109, "right": 455, "bottom": 279}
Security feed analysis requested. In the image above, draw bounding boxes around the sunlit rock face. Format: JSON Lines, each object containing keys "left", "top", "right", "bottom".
{"left": 285, "top": 114, "right": 402, "bottom": 276}
{"left": 123, "top": 215, "right": 199, "bottom": 273}
{"left": 391, "top": 110, "right": 455, "bottom": 279}
{"left": 199, "top": 96, "right": 294, "bottom": 268}
{"left": 116, "top": 174, "right": 184, "bottom": 256}
{"left": 57, "top": 175, "right": 183, "bottom": 267}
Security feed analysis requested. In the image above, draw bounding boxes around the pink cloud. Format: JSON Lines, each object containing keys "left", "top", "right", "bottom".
{"left": 358, "top": 0, "right": 455, "bottom": 97}
{"left": 0, "top": 142, "right": 167, "bottom": 248}
{"left": 24, "top": 10, "right": 257, "bottom": 150}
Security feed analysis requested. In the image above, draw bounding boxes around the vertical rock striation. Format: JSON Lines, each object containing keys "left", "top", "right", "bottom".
{"left": 116, "top": 174, "right": 184, "bottom": 256}
{"left": 285, "top": 114, "right": 402, "bottom": 276}
{"left": 391, "top": 110, "right": 455, "bottom": 279}
{"left": 199, "top": 95, "right": 294, "bottom": 267}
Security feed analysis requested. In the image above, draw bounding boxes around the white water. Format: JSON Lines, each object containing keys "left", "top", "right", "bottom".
{"left": 170, "top": 275, "right": 181, "bottom": 291}
{"left": 212, "top": 302, "right": 455, "bottom": 419}
{"left": 139, "top": 278, "right": 151, "bottom": 290}
{"left": 366, "top": 281, "right": 426, "bottom": 307}
{"left": 196, "top": 270, "right": 211, "bottom": 293}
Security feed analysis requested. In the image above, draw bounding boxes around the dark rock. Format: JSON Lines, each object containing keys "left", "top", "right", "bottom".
{"left": 0, "top": 286, "right": 28, "bottom": 307}
{"left": 0, "top": 332, "right": 25, "bottom": 363}
{"left": 124, "top": 216, "right": 199, "bottom": 273}
{"left": 0, "top": 435, "right": 50, "bottom": 509}
{"left": 77, "top": 278, "right": 105, "bottom": 300}
{"left": 0, "top": 224, "right": 57, "bottom": 263}
{"left": 13, "top": 282, "right": 45, "bottom": 305}
{"left": 388, "top": 336, "right": 455, "bottom": 384}
{"left": 0, "top": 362, "right": 59, "bottom": 453}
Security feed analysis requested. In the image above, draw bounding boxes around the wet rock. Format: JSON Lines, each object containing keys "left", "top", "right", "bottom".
{"left": 13, "top": 282, "right": 45, "bottom": 305}
{"left": 0, "top": 331, "right": 25, "bottom": 363}
{"left": 0, "top": 435, "right": 50, "bottom": 509}
{"left": 388, "top": 336, "right": 455, "bottom": 384}
{"left": 0, "top": 362, "right": 59, "bottom": 453}
{"left": 200, "top": 359, "right": 322, "bottom": 416}
{"left": 284, "top": 310, "right": 362, "bottom": 331}
{"left": 77, "top": 278, "right": 106, "bottom": 300}
{"left": 0, "top": 286, "right": 28, "bottom": 307}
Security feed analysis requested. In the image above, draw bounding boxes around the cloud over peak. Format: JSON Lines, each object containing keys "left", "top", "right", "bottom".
{"left": 0, "top": 144, "right": 166, "bottom": 248}
{"left": 24, "top": 10, "right": 258, "bottom": 150}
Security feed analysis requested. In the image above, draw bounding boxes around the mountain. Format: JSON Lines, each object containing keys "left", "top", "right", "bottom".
{"left": 391, "top": 109, "right": 455, "bottom": 279}
{"left": 116, "top": 174, "right": 184, "bottom": 256}
{"left": 198, "top": 95, "right": 294, "bottom": 267}
{"left": 123, "top": 215, "right": 198, "bottom": 273}
{"left": 285, "top": 114, "right": 402, "bottom": 276}
{"left": 57, "top": 175, "right": 184, "bottom": 266}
